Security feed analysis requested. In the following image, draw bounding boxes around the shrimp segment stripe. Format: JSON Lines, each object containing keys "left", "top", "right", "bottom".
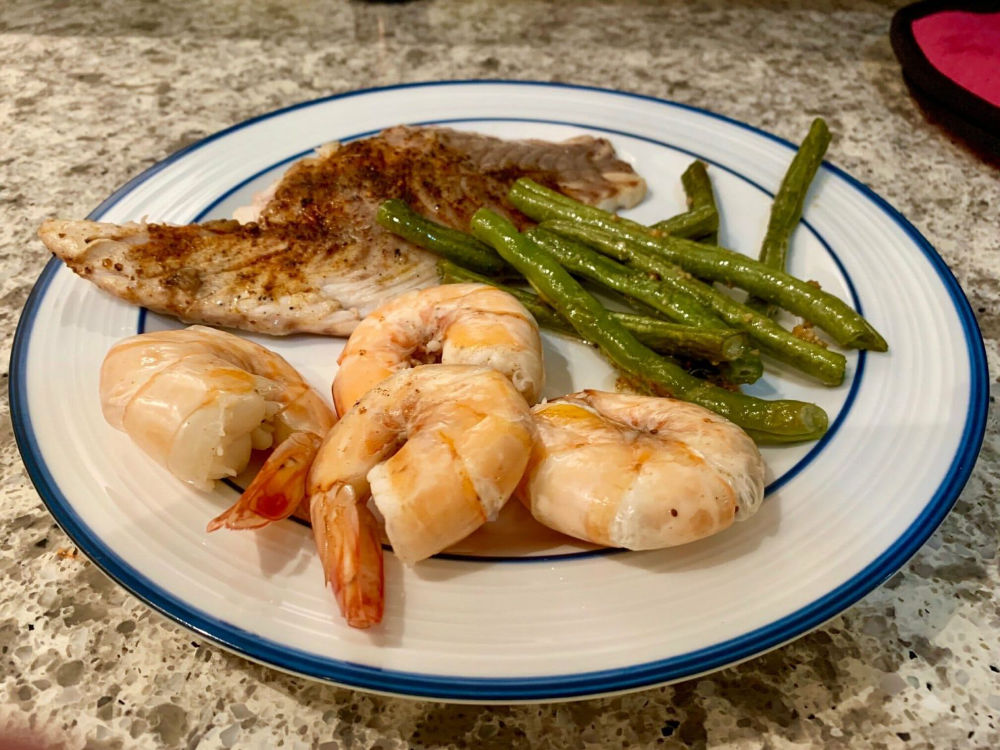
{"left": 12, "top": 81, "right": 987, "bottom": 701}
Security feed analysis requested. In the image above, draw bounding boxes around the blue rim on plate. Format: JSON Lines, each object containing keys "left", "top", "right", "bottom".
{"left": 10, "top": 81, "right": 989, "bottom": 701}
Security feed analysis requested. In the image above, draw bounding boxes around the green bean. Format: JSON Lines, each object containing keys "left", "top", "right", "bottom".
{"left": 376, "top": 199, "right": 510, "bottom": 276}
{"left": 509, "top": 178, "right": 887, "bottom": 352}
{"left": 533, "top": 225, "right": 845, "bottom": 386}
{"left": 683, "top": 160, "right": 719, "bottom": 244}
{"left": 760, "top": 119, "right": 832, "bottom": 272}
{"left": 747, "top": 118, "right": 832, "bottom": 315}
{"left": 470, "top": 208, "right": 829, "bottom": 442}
{"left": 649, "top": 203, "right": 717, "bottom": 240}
{"left": 526, "top": 228, "right": 722, "bottom": 328}
{"left": 652, "top": 161, "right": 719, "bottom": 240}
{"left": 526, "top": 228, "right": 764, "bottom": 384}
{"left": 682, "top": 160, "right": 718, "bottom": 213}
{"left": 611, "top": 313, "right": 748, "bottom": 363}
{"left": 436, "top": 259, "right": 748, "bottom": 363}
{"left": 510, "top": 178, "right": 650, "bottom": 235}
{"left": 379, "top": 203, "right": 749, "bottom": 365}
{"left": 743, "top": 429, "right": 828, "bottom": 446}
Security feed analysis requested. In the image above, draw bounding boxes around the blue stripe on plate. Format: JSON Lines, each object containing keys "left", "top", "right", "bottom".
{"left": 10, "top": 81, "right": 989, "bottom": 701}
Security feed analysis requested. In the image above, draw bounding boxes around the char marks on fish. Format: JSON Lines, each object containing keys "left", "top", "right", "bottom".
{"left": 39, "top": 126, "right": 647, "bottom": 336}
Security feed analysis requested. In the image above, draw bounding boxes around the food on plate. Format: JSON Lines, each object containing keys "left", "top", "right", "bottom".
{"left": 376, "top": 198, "right": 512, "bottom": 276}
{"left": 38, "top": 126, "right": 646, "bottom": 337}
{"left": 517, "top": 390, "right": 765, "bottom": 548}
{"left": 651, "top": 159, "right": 719, "bottom": 242}
{"left": 99, "top": 326, "right": 335, "bottom": 527}
{"left": 23, "top": 108, "right": 907, "bottom": 643}
{"left": 746, "top": 117, "right": 832, "bottom": 316}
{"left": 436, "top": 259, "right": 750, "bottom": 365}
{"left": 377, "top": 122, "right": 890, "bottom": 400}
{"left": 469, "top": 206, "right": 830, "bottom": 443}
{"left": 239, "top": 125, "right": 646, "bottom": 226}
{"left": 308, "top": 365, "right": 535, "bottom": 628}
{"left": 379, "top": 197, "right": 766, "bottom": 385}
{"left": 527, "top": 226, "right": 845, "bottom": 385}
{"left": 80, "top": 120, "right": 890, "bottom": 630}
{"left": 39, "top": 218, "right": 399, "bottom": 337}
{"left": 332, "top": 283, "right": 544, "bottom": 415}
{"left": 526, "top": 227, "right": 772, "bottom": 385}
{"left": 509, "top": 178, "right": 887, "bottom": 352}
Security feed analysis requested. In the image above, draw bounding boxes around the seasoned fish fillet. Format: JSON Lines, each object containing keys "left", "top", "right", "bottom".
{"left": 39, "top": 126, "right": 646, "bottom": 336}
{"left": 38, "top": 219, "right": 415, "bottom": 334}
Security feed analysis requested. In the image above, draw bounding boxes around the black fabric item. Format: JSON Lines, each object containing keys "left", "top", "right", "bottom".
{"left": 890, "top": 1, "right": 1000, "bottom": 160}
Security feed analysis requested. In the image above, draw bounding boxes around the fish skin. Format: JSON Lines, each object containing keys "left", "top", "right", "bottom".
{"left": 39, "top": 126, "right": 647, "bottom": 336}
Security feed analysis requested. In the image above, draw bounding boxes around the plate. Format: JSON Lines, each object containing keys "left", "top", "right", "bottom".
{"left": 11, "top": 81, "right": 988, "bottom": 702}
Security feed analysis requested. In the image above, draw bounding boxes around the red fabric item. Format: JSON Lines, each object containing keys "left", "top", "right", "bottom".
{"left": 912, "top": 11, "right": 1000, "bottom": 107}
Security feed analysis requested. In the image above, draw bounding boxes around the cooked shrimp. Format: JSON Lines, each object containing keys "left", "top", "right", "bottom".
{"left": 99, "top": 325, "right": 335, "bottom": 528}
{"left": 517, "top": 390, "right": 765, "bottom": 550}
{"left": 309, "top": 364, "right": 535, "bottom": 628}
{"left": 331, "top": 283, "right": 544, "bottom": 415}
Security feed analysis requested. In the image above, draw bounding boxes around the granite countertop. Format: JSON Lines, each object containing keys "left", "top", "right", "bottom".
{"left": 1, "top": 1, "right": 998, "bottom": 747}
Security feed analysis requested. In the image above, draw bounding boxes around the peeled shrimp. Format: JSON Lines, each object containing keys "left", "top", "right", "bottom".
{"left": 99, "top": 325, "right": 335, "bottom": 528}
{"left": 517, "top": 390, "right": 765, "bottom": 550}
{"left": 308, "top": 364, "right": 535, "bottom": 628}
{"left": 332, "top": 283, "right": 544, "bottom": 415}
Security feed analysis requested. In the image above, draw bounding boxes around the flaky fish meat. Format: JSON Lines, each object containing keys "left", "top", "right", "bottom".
{"left": 39, "top": 126, "right": 647, "bottom": 336}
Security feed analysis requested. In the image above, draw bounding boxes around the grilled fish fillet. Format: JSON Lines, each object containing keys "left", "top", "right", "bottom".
{"left": 39, "top": 126, "right": 647, "bottom": 336}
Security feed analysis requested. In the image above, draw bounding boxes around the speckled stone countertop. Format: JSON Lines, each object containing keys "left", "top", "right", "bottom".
{"left": 1, "top": 1, "right": 998, "bottom": 747}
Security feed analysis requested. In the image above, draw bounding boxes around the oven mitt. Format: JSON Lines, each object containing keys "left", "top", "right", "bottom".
{"left": 890, "top": 1, "right": 1000, "bottom": 158}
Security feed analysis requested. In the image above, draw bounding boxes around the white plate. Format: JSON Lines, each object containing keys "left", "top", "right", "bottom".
{"left": 11, "top": 81, "right": 988, "bottom": 702}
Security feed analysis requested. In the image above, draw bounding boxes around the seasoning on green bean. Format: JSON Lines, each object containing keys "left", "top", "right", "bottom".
{"left": 533, "top": 225, "right": 845, "bottom": 386}
{"left": 470, "top": 208, "right": 829, "bottom": 442}
{"left": 747, "top": 117, "right": 832, "bottom": 315}
{"left": 436, "top": 259, "right": 748, "bottom": 363}
{"left": 510, "top": 178, "right": 887, "bottom": 352}
{"left": 376, "top": 199, "right": 510, "bottom": 276}
{"left": 526, "top": 227, "right": 765, "bottom": 384}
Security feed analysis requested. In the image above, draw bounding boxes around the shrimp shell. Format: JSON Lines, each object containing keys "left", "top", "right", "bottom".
{"left": 100, "top": 325, "right": 334, "bottom": 509}
{"left": 308, "top": 364, "right": 535, "bottom": 627}
{"left": 332, "top": 283, "right": 544, "bottom": 415}
{"left": 517, "top": 390, "right": 765, "bottom": 550}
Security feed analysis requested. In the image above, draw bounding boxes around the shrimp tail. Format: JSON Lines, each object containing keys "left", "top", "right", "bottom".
{"left": 310, "top": 484, "right": 385, "bottom": 629}
{"left": 206, "top": 431, "right": 323, "bottom": 531}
